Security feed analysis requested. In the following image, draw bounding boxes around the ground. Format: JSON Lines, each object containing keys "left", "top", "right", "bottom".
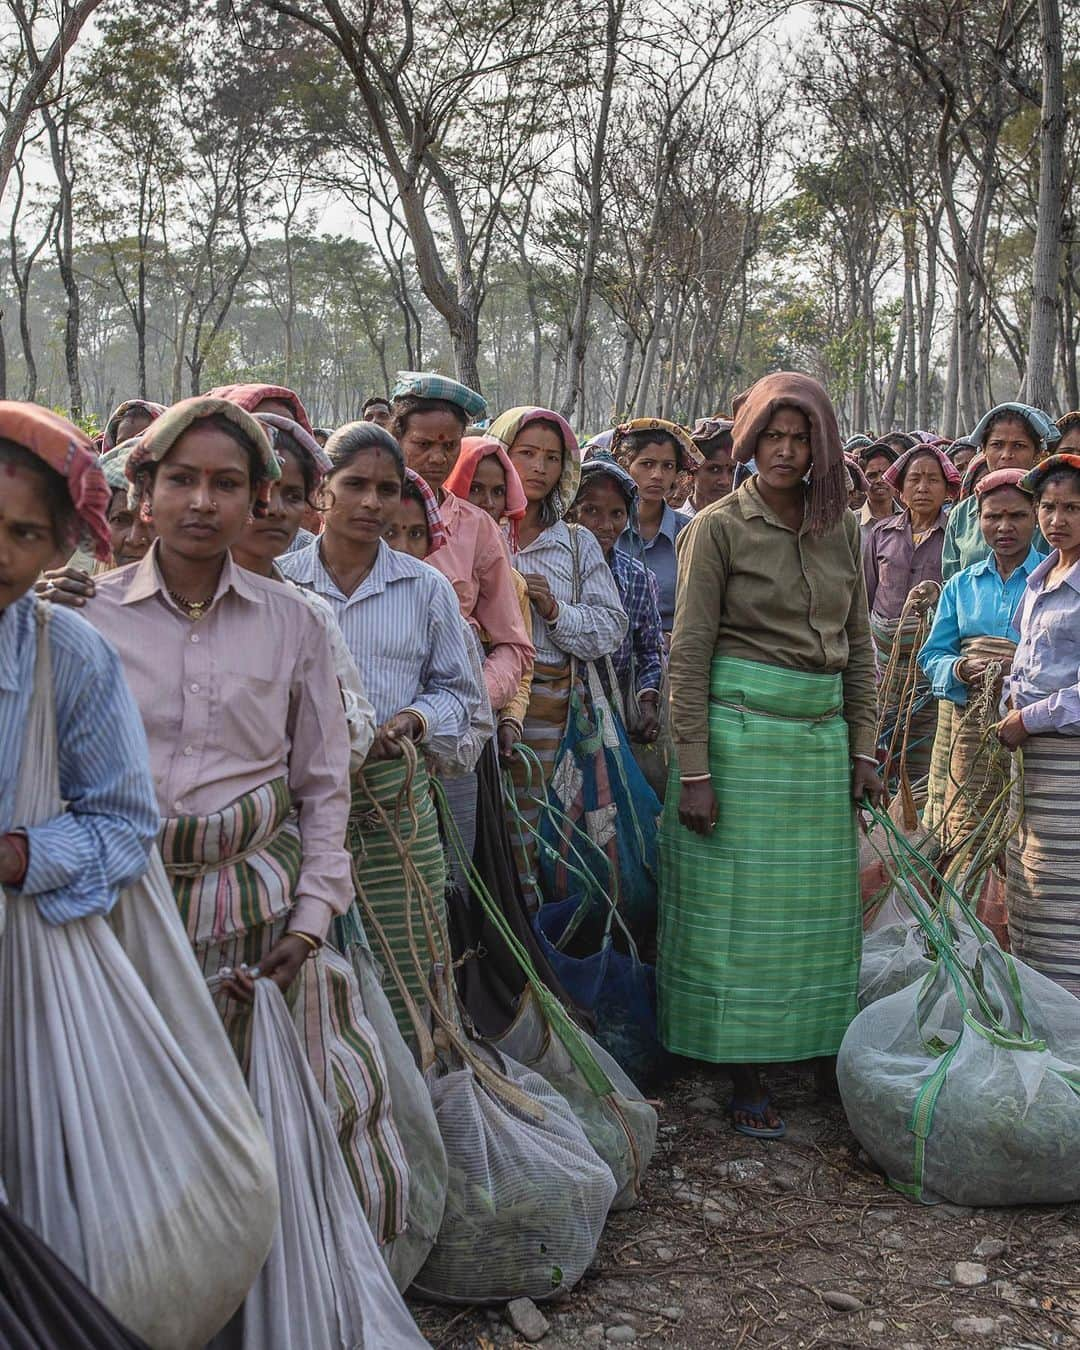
{"left": 410, "top": 1065, "right": 1079, "bottom": 1349}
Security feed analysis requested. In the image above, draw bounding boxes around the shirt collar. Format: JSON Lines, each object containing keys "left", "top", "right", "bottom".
{"left": 0, "top": 591, "right": 33, "bottom": 692}
{"left": 736, "top": 477, "right": 806, "bottom": 533}
{"left": 120, "top": 539, "right": 264, "bottom": 608}
{"left": 437, "top": 489, "right": 462, "bottom": 530}
{"left": 970, "top": 546, "right": 1045, "bottom": 581}
{"left": 624, "top": 502, "right": 687, "bottom": 547}
{"left": 1029, "top": 549, "right": 1080, "bottom": 595}
{"left": 303, "top": 537, "right": 421, "bottom": 604}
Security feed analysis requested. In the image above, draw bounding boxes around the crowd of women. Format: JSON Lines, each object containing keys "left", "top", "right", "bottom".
{"left": 1, "top": 367, "right": 1078, "bottom": 1346}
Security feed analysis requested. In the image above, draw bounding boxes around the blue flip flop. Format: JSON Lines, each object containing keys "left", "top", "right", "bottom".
{"left": 729, "top": 1095, "right": 786, "bottom": 1139}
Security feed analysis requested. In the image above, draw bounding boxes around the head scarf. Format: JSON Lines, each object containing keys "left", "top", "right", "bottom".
{"left": 949, "top": 434, "right": 978, "bottom": 456}
{"left": 575, "top": 451, "right": 640, "bottom": 532}
{"left": 858, "top": 439, "right": 900, "bottom": 468}
{"left": 883, "top": 443, "right": 962, "bottom": 493}
{"left": 443, "top": 434, "right": 528, "bottom": 547}
{"left": 102, "top": 399, "right": 166, "bottom": 453}
{"left": 126, "top": 396, "right": 279, "bottom": 513}
{"left": 974, "top": 467, "right": 1032, "bottom": 500}
{"left": 0, "top": 401, "right": 111, "bottom": 561}
{"left": 390, "top": 371, "right": 487, "bottom": 423}
{"left": 1019, "top": 453, "right": 1080, "bottom": 498}
{"left": 402, "top": 466, "right": 447, "bottom": 553}
{"left": 844, "top": 452, "right": 870, "bottom": 496}
{"left": 611, "top": 417, "right": 701, "bottom": 471}
{"left": 843, "top": 433, "right": 874, "bottom": 454}
{"left": 907, "top": 429, "right": 948, "bottom": 446}
{"left": 1055, "top": 411, "right": 1080, "bottom": 437}
{"left": 254, "top": 411, "right": 332, "bottom": 483}
{"left": 489, "top": 406, "right": 581, "bottom": 520}
{"left": 581, "top": 429, "right": 614, "bottom": 455}
{"left": 690, "top": 416, "right": 734, "bottom": 448}
{"left": 99, "top": 437, "right": 141, "bottom": 491}
{"left": 970, "top": 402, "right": 1060, "bottom": 455}
{"left": 207, "top": 383, "right": 314, "bottom": 436}
{"left": 729, "top": 371, "right": 847, "bottom": 535}
{"left": 957, "top": 452, "right": 988, "bottom": 501}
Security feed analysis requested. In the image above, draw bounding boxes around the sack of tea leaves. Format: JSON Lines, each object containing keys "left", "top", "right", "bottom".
{"left": 859, "top": 909, "right": 983, "bottom": 1009}
{"left": 840, "top": 940, "right": 1080, "bottom": 1205}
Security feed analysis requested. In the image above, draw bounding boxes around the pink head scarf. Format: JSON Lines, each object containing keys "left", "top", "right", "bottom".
{"left": 442, "top": 433, "right": 528, "bottom": 548}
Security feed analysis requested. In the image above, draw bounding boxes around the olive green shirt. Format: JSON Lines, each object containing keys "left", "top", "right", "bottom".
{"left": 668, "top": 478, "right": 878, "bottom": 776}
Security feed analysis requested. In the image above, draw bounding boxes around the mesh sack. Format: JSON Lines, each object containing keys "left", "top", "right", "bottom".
{"left": 839, "top": 941, "right": 1080, "bottom": 1206}
{"left": 211, "top": 980, "right": 428, "bottom": 1350}
{"left": 491, "top": 986, "right": 656, "bottom": 1211}
{"left": 859, "top": 909, "right": 983, "bottom": 1008}
{"left": 412, "top": 1049, "right": 617, "bottom": 1304}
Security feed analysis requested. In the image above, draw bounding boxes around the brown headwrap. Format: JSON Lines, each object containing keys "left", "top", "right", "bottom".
{"left": 730, "top": 372, "right": 846, "bottom": 535}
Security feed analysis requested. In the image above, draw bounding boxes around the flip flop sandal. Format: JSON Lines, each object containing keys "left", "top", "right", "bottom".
{"left": 729, "top": 1094, "right": 787, "bottom": 1139}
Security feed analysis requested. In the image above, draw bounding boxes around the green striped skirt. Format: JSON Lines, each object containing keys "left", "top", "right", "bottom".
{"left": 658, "top": 656, "right": 860, "bottom": 1064}
{"left": 344, "top": 756, "right": 448, "bottom": 1042}
{"left": 160, "top": 780, "right": 410, "bottom": 1247}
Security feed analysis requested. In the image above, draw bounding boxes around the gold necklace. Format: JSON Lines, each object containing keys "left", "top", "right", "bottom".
{"left": 168, "top": 589, "right": 214, "bottom": 621}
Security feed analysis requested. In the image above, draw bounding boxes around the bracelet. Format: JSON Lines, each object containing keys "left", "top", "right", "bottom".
{"left": 851, "top": 754, "right": 879, "bottom": 768}
{"left": 291, "top": 931, "right": 320, "bottom": 954}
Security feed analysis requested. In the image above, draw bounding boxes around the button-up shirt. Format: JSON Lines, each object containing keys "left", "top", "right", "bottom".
{"left": 1, "top": 593, "right": 159, "bottom": 925}
{"left": 942, "top": 494, "right": 1048, "bottom": 581}
{"left": 1008, "top": 551, "right": 1080, "bottom": 736}
{"left": 859, "top": 500, "right": 901, "bottom": 550}
{"left": 279, "top": 538, "right": 478, "bottom": 745}
{"left": 87, "top": 543, "right": 351, "bottom": 940}
{"left": 513, "top": 521, "right": 628, "bottom": 667}
{"left": 607, "top": 547, "right": 664, "bottom": 698}
{"left": 864, "top": 509, "right": 948, "bottom": 621}
{"left": 617, "top": 503, "right": 691, "bottom": 632}
{"left": 669, "top": 480, "right": 877, "bottom": 775}
{"left": 427, "top": 491, "right": 534, "bottom": 712}
{"left": 918, "top": 548, "right": 1045, "bottom": 705}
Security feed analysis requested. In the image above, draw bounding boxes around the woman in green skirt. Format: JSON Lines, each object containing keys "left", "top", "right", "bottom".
{"left": 661, "top": 372, "right": 881, "bottom": 1137}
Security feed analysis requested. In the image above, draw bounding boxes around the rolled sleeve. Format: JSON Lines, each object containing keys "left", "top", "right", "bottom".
{"left": 669, "top": 513, "right": 728, "bottom": 778}
{"left": 841, "top": 514, "right": 879, "bottom": 760}
{"left": 472, "top": 525, "right": 535, "bottom": 710}
{"left": 918, "top": 577, "right": 967, "bottom": 705}
{"left": 1020, "top": 684, "right": 1080, "bottom": 735}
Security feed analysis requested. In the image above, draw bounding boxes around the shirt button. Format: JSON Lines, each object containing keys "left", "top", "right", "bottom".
{"left": 190, "top": 683, "right": 200, "bottom": 693}
{"left": 173, "top": 800, "right": 184, "bottom": 812}
{"left": 183, "top": 746, "right": 194, "bottom": 757}
{"left": 190, "top": 633, "right": 200, "bottom": 644}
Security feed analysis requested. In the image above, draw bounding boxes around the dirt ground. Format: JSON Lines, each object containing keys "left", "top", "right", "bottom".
{"left": 410, "top": 1064, "right": 1080, "bottom": 1350}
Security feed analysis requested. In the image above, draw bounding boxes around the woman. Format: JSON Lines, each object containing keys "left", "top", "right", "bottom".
{"left": 997, "top": 454, "right": 1080, "bottom": 994}
{"left": 84, "top": 397, "right": 410, "bottom": 1246}
{"left": 686, "top": 417, "right": 736, "bottom": 515}
{"left": 919, "top": 470, "right": 1042, "bottom": 868}
{"left": 942, "top": 403, "right": 1057, "bottom": 580}
{"left": 949, "top": 436, "right": 978, "bottom": 476}
{"left": 1056, "top": 411, "right": 1080, "bottom": 455}
{"left": 100, "top": 397, "right": 165, "bottom": 453}
{"left": 277, "top": 422, "right": 478, "bottom": 1036}
{"left": 864, "top": 443, "right": 959, "bottom": 796}
{"left": 490, "top": 405, "right": 627, "bottom": 909}
{"left": 208, "top": 380, "right": 315, "bottom": 433}
{"left": 100, "top": 439, "right": 156, "bottom": 567}
{"left": 611, "top": 417, "right": 698, "bottom": 634}
{"left": 662, "top": 372, "right": 879, "bottom": 1138}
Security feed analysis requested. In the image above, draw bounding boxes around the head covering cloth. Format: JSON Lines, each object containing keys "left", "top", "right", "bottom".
{"left": 207, "top": 382, "right": 314, "bottom": 436}
{"left": 611, "top": 416, "right": 701, "bottom": 471}
{"left": 390, "top": 371, "right": 487, "bottom": 423}
{"left": 401, "top": 466, "right": 447, "bottom": 553}
{"left": 843, "top": 433, "right": 874, "bottom": 454}
{"left": 858, "top": 439, "right": 900, "bottom": 468}
{"left": 581, "top": 429, "right": 614, "bottom": 455}
{"left": 970, "top": 402, "right": 1061, "bottom": 455}
{"left": 958, "top": 452, "right": 988, "bottom": 501}
{"left": 843, "top": 452, "right": 870, "bottom": 496}
{"left": 728, "top": 371, "right": 847, "bottom": 535}
{"left": 690, "top": 416, "right": 734, "bottom": 450}
{"left": 974, "top": 467, "right": 1032, "bottom": 500}
{"left": 575, "top": 450, "right": 640, "bottom": 532}
{"left": 99, "top": 437, "right": 141, "bottom": 491}
{"left": 0, "top": 401, "right": 111, "bottom": 561}
{"left": 488, "top": 405, "right": 582, "bottom": 521}
{"left": 1055, "top": 410, "right": 1080, "bottom": 437}
{"left": 1019, "top": 453, "right": 1080, "bottom": 498}
{"left": 126, "top": 395, "right": 279, "bottom": 514}
{"left": 443, "top": 433, "right": 528, "bottom": 548}
{"left": 254, "top": 411, "right": 332, "bottom": 483}
{"left": 883, "top": 443, "right": 962, "bottom": 493}
{"left": 102, "top": 399, "right": 166, "bottom": 453}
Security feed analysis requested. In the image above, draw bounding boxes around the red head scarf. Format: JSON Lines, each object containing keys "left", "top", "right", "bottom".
{"left": 207, "top": 383, "right": 314, "bottom": 435}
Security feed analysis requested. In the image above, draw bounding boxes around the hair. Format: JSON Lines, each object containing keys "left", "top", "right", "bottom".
{"left": 271, "top": 424, "right": 318, "bottom": 500}
{"left": 362, "top": 396, "right": 390, "bottom": 415}
{"left": 1035, "top": 465, "right": 1080, "bottom": 501}
{"left": 694, "top": 428, "right": 734, "bottom": 461}
{"left": 574, "top": 465, "right": 632, "bottom": 513}
{"left": 324, "top": 420, "right": 405, "bottom": 480}
{"left": 614, "top": 428, "right": 681, "bottom": 469}
{"left": 980, "top": 408, "right": 1040, "bottom": 450}
{"left": 389, "top": 395, "right": 468, "bottom": 441}
{"left": 863, "top": 448, "right": 895, "bottom": 471}
{"left": 0, "top": 438, "right": 78, "bottom": 547}
{"left": 138, "top": 413, "right": 268, "bottom": 503}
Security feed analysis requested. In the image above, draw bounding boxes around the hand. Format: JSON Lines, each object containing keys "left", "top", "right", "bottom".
{"left": 907, "top": 580, "right": 940, "bottom": 613}
{"left": 368, "top": 711, "right": 423, "bottom": 760}
{"left": 633, "top": 695, "right": 660, "bottom": 744}
{"left": 35, "top": 566, "right": 95, "bottom": 608}
{"left": 851, "top": 757, "right": 883, "bottom": 808}
{"left": 0, "top": 835, "right": 24, "bottom": 886}
{"left": 523, "top": 572, "right": 559, "bottom": 622}
{"left": 956, "top": 657, "right": 987, "bottom": 685}
{"left": 497, "top": 721, "right": 520, "bottom": 763}
{"left": 678, "top": 779, "right": 718, "bottom": 836}
{"left": 994, "top": 709, "right": 1030, "bottom": 751}
{"left": 219, "top": 933, "right": 313, "bottom": 1004}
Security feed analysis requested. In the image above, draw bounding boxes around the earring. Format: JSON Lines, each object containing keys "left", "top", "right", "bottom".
{"left": 139, "top": 501, "right": 153, "bottom": 524}
{"left": 246, "top": 511, "right": 255, "bottom": 524}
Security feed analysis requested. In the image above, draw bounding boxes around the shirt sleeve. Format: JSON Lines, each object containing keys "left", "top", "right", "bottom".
{"left": 401, "top": 574, "right": 478, "bottom": 745}
{"left": 310, "top": 595, "right": 377, "bottom": 769}
{"left": 284, "top": 614, "right": 353, "bottom": 941}
{"left": 918, "top": 576, "right": 968, "bottom": 705}
{"left": 668, "top": 512, "right": 730, "bottom": 778}
{"left": 545, "top": 527, "right": 629, "bottom": 661}
{"left": 633, "top": 569, "right": 665, "bottom": 697}
{"left": 471, "top": 516, "right": 535, "bottom": 711}
{"left": 841, "top": 512, "right": 879, "bottom": 761}
{"left": 18, "top": 632, "right": 159, "bottom": 925}
{"left": 426, "top": 621, "right": 495, "bottom": 772}
{"left": 941, "top": 506, "right": 963, "bottom": 583}
{"left": 500, "top": 573, "right": 535, "bottom": 729}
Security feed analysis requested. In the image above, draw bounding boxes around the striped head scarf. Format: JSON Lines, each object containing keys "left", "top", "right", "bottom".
{"left": 970, "top": 403, "right": 1061, "bottom": 455}
{"left": 402, "top": 466, "right": 447, "bottom": 553}
{"left": 390, "top": 371, "right": 487, "bottom": 423}
{"left": 442, "top": 434, "right": 528, "bottom": 547}
{"left": 207, "top": 383, "right": 314, "bottom": 436}
{"left": 974, "top": 467, "right": 1031, "bottom": 499}
{"left": 611, "top": 417, "right": 701, "bottom": 471}
{"left": 254, "top": 412, "right": 332, "bottom": 483}
{"left": 102, "top": 399, "right": 166, "bottom": 453}
{"left": 1019, "top": 453, "right": 1080, "bottom": 497}
{"left": 883, "top": 443, "right": 962, "bottom": 494}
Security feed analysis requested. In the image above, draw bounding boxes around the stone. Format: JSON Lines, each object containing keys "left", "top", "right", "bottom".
{"left": 604, "top": 1328, "right": 637, "bottom": 1344}
{"left": 609, "top": 1312, "right": 638, "bottom": 1328}
{"left": 952, "top": 1261, "right": 989, "bottom": 1287}
{"left": 952, "top": 1317, "right": 999, "bottom": 1337}
{"left": 869, "top": 1321, "right": 887, "bottom": 1333}
{"left": 994, "top": 1280, "right": 1024, "bottom": 1303}
{"left": 879, "top": 1229, "right": 905, "bottom": 1250}
{"left": 583, "top": 1326, "right": 605, "bottom": 1344}
{"left": 654, "top": 1246, "right": 675, "bottom": 1263}
{"left": 688, "top": 1095, "right": 722, "bottom": 1114}
{"left": 821, "top": 1291, "right": 864, "bottom": 1312}
{"left": 973, "top": 1236, "right": 1006, "bottom": 1260}
{"left": 660, "top": 1306, "right": 683, "bottom": 1322}
{"left": 719, "top": 1158, "right": 765, "bottom": 1183}
{"left": 505, "top": 1297, "right": 550, "bottom": 1343}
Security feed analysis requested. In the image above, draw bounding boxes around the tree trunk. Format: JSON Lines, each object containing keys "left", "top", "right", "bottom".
{"left": 880, "top": 305, "right": 906, "bottom": 430}
{"left": 942, "top": 309, "right": 960, "bottom": 438}
{"left": 41, "top": 105, "right": 83, "bottom": 419}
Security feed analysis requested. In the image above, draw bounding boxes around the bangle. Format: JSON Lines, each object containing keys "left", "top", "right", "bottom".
{"left": 852, "top": 754, "right": 879, "bottom": 768}
{"left": 291, "top": 931, "right": 320, "bottom": 953}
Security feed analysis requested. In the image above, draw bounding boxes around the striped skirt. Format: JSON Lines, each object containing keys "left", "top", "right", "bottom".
{"left": 658, "top": 656, "right": 860, "bottom": 1064}
{"left": 1006, "top": 735, "right": 1080, "bottom": 996}
{"left": 872, "top": 613, "right": 936, "bottom": 799}
{"left": 160, "top": 780, "right": 410, "bottom": 1247}
{"left": 344, "top": 756, "right": 448, "bottom": 1043}
{"left": 507, "top": 660, "right": 572, "bottom": 911}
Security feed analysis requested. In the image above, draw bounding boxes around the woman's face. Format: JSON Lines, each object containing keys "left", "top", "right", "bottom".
{"left": 468, "top": 456, "right": 508, "bottom": 522}
{"left": 399, "top": 409, "right": 464, "bottom": 495}
{"left": 237, "top": 447, "right": 308, "bottom": 565}
{"left": 508, "top": 423, "right": 563, "bottom": 504}
{"left": 626, "top": 439, "right": 678, "bottom": 506}
{"left": 0, "top": 461, "right": 64, "bottom": 610}
{"left": 950, "top": 444, "right": 976, "bottom": 475}
{"left": 665, "top": 470, "right": 691, "bottom": 510}
{"left": 1057, "top": 424, "right": 1080, "bottom": 455}
{"left": 252, "top": 396, "right": 298, "bottom": 420}
{"left": 1037, "top": 478, "right": 1080, "bottom": 559}
{"left": 113, "top": 408, "right": 153, "bottom": 446}
{"left": 900, "top": 453, "right": 948, "bottom": 517}
{"left": 384, "top": 495, "right": 430, "bottom": 560}
{"left": 863, "top": 452, "right": 895, "bottom": 507}
{"left": 755, "top": 407, "right": 812, "bottom": 489}
{"left": 107, "top": 485, "right": 155, "bottom": 566}
{"left": 978, "top": 487, "right": 1035, "bottom": 564}
{"left": 320, "top": 447, "right": 402, "bottom": 547}
{"left": 149, "top": 424, "right": 255, "bottom": 560}
{"left": 693, "top": 447, "right": 735, "bottom": 509}
{"left": 983, "top": 417, "right": 1037, "bottom": 471}
{"left": 573, "top": 478, "right": 628, "bottom": 556}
